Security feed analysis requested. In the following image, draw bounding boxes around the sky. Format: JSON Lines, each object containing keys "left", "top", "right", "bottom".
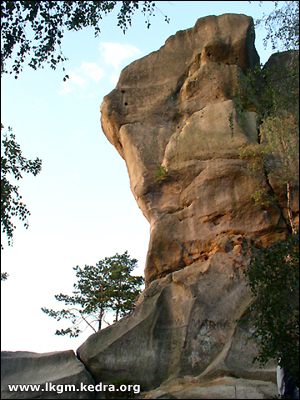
{"left": 1, "top": 1, "right": 277, "bottom": 353}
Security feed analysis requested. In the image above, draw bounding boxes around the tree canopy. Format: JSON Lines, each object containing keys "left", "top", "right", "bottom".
{"left": 255, "top": 1, "right": 299, "bottom": 51}
{"left": 1, "top": 125, "right": 42, "bottom": 249}
{"left": 1, "top": 1, "right": 168, "bottom": 78}
{"left": 42, "top": 251, "right": 144, "bottom": 337}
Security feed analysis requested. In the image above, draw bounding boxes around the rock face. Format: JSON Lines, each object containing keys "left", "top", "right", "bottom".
{"left": 77, "top": 250, "right": 276, "bottom": 392}
{"left": 100, "top": 13, "right": 287, "bottom": 285}
{"left": 2, "top": 14, "right": 297, "bottom": 400}
{"left": 1, "top": 351, "right": 95, "bottom": 399}
{"left": 141, "top": 376, "right": 277, "bottom": 399}
{"left": 77, "top": 13, "right": 297, "bottom": 395}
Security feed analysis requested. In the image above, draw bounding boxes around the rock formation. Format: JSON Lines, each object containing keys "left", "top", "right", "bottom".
{"left": 1, "top": 13, "right": 298, "bottom": 400}
{"left": 77, "top": 13, "right": 298, "bottom": 397}
{"left": 141, "top": 376, "right": 277, "bottom": 399}
{"left": 100, "top": 13, "right": 290, "bottom": 286}
{"left": 77, "top": 251, "right": 277, "bottom": 392}
{"left": 1, "top": 350, "right": 95, "bottom": 399}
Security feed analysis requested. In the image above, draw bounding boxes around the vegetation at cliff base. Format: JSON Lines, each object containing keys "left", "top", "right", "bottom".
{"left": 245, "top": 235, "right": 299, "bottom": 386}
{"left": 42, "top": 251, "right": 144, "bottom": 337}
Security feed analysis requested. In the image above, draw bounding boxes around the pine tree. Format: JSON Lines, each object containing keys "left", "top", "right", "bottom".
{"left": 42, "top": 251, "right": 144, "bottom": 337}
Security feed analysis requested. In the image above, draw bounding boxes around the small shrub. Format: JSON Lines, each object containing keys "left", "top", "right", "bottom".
{"left": 155, "top": 165, "right": 168, "bottom": 182}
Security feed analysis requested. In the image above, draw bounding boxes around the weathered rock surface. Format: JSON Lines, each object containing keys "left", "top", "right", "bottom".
{"left": 100, "top": 13, "right": 288, "bottom": 285}
{"left": 2, "top": 13, "right": 297, "bottom": 400}
{"left": 77, "top": 13, "right": 295, "bottom": 396}
{"left": 77, "top": 250, "right": 276, "bottom": 391}
{"left": 140, "top": 376, "right": 277, "bottom": 399}
{"left": 1, "top": 350, "right": 95, "bottom": 399}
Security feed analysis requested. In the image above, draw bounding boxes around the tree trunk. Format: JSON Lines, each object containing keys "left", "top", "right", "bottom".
{"left": 286, "top": 181, "right": 297, "bottom": 235}
{"left": 98, "top": 308, "right": 104, "bottom": 331}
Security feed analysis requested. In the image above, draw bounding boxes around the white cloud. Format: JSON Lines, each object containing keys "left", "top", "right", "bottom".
{"left": 59, "top": 82, "right": 72, "bottom": 96}
{"left": 58, "top": 62, "right": 104, "bottom": 96}
{"left": 58, "top": 43, "right": 141, "bottom": 96}
{"left": 70, "top": 71, "right": 87, "bottom": 88}
{"left": 99, "top": 42, "right": 142, "bottom": 70}
{"left": 80, "top": 62, "right": 105, "bottom": 82}
{"left": 59, "top": 71, "right": 87, "bottom": 96}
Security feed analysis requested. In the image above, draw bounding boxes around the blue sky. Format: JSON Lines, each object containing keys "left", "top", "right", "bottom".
{"left": 1, "top": 1, "right": 277, "bottom": 352}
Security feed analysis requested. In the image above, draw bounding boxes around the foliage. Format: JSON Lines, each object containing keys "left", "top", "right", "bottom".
{"left": 1, "top": 272, "right": 9, "bottom": 281}
{"left": 240, "top": 111, "right": 298, "bottom": 193}
{"left": 155, "top": 165, "right": 168, "bottom": 182}
{"left": 260, "top": 113, "right": 299, "bottom": 184}
{"left": 1, "top": 125, "right": 42, "bottom": 248}
{"left": 233, "top": 51, "right": 298, "bottom": 123}
{"left": 239, "top": 62, "right": 299, "bottom": 231}
{"left": 255, "top": 1, "right": 299, "bottom": 51}
{"left": 237, "top": 15, "right": 299, "bottom": 231}
{"left": 243, "top": 1, "right": 299, "bottom": 117}
{"left": 241, "top": 2, "right": 299, "bottom": 382}
{"left": 262, "top": 53, "right": 298, "bottom": 119}
{"left": 42, "top": 251, "right": 144, "bottom": 337}
{"left": 245, "top": 235, "right": 299, "bottom": 385}
{"left": 228, "top": 112, "right": 234, "bottom": 137}
{"left": 1, "top": 1, "right": 169, "bottom": 79}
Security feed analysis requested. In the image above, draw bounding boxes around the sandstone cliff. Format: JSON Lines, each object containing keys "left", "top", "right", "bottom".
{"left": 77, "top": 13, "right": 298, "bottom": 397}
{"left": 2, "top": 13, "right": 298, "bottom": 400}
{"left": 100, "top": 13, "right": 291, "bottom": 286}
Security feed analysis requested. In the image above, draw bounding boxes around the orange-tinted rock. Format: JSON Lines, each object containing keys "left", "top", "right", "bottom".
{"left": 78, "top": 14, "right": 296, "bottom": 393}
{"left": 101, "top": 13, "right": 288, "bottom": 284}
